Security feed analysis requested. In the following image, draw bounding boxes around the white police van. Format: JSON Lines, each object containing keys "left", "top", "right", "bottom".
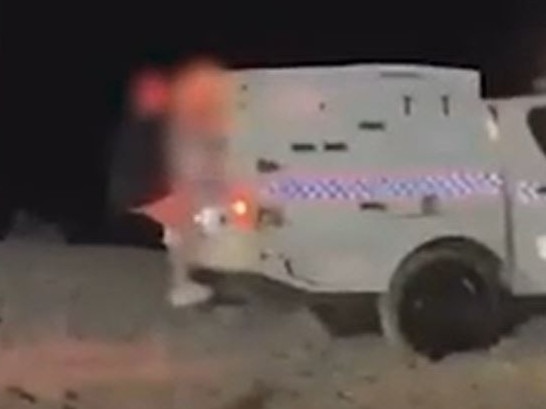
{"left": 191, "top": 63, "right": 546, "bottom": 357}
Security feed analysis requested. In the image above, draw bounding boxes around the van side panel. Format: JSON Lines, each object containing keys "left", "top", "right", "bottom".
{"left": 226, "top": 65, "right": 505, "bottom": 293}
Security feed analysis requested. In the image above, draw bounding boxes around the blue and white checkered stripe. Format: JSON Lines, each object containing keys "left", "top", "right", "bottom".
{"left": 517, "top": 181, "right": 546, "bottom": 204}
{"left": 264, "top": 171, "right": 502, "bottom": 201}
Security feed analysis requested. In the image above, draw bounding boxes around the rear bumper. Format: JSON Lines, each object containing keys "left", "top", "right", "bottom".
{"left": 191, "top": 228, "right": 261, "bottom": 273}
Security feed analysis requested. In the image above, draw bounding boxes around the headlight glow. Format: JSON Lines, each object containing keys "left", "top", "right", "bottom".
{"left": 194, "top": 207, "right": 225, "bottom": 233}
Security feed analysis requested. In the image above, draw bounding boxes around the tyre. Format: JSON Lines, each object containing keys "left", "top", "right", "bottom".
{"left": 379, "top": 240, "right": 504, "bottom": 360}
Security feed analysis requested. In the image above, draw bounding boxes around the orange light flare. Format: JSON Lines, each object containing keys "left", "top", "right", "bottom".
{"left": 228, "top": 186, "right": 256, "bottom": 230}
{"left": 231, "top": 199, "right": 249, "bottom": 216}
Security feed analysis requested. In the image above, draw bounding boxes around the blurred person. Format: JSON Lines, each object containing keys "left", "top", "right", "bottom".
{"left": 134, "top": 57, "right": 232, "bottom": 307}
{"left": 106, "top": 67, "right": 170, "bottom": 248}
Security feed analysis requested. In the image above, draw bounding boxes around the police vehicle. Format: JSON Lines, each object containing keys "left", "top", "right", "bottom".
{"left": 190, "top": 64, "right": 546, "bottom": 357}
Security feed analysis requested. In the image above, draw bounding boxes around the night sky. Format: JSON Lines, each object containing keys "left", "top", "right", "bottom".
{"left": 2, "top": 1, "right": 546, "bottom": 229}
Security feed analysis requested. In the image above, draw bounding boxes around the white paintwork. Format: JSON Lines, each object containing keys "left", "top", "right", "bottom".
{"left": 192, "top": 64, "right": 508, "bottom": 293}
{"left": 536, "top": 236, "right": 546, "bottom": 261}
{"left": 489, "top": 95, "right": 546, "bottom": 294}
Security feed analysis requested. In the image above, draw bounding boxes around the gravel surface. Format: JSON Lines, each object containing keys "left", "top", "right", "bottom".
{"left": 0, "top": 236, "right": 545, "bottom": 408}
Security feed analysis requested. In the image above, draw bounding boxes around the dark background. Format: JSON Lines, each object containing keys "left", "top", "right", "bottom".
{"left": 1, "top": 1, "right": 546, "bottom": 236}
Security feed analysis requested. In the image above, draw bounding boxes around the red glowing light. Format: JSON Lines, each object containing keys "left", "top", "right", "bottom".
{"left": 228, "top": 185, "right": 255, "bottom": 230}
{"left": 231, "top": 199, "right": 249, "bottom": 216}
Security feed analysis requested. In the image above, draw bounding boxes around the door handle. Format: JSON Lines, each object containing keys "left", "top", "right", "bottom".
{"left": 359, "top": 201, "right": 387, "bottom": 211}
{"left": 256, "top": 158, "right": 282, "bottom": 173}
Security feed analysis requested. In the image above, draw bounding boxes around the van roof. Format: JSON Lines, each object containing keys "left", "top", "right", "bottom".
{"left": 488, "top": 95, "right": 546, "bottom": 106}
{"left": 232, "top": 64, "right": 481, "bottom": 96}
{"left": 234, "top": 64, "right": 479, "bottom": 82}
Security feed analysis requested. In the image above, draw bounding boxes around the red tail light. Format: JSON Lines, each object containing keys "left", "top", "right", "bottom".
{"left": 231, "top": 199, "right": 249, "bottom": 217}
{"left": 228, "top": 187, "right": 255, "bottom": 229}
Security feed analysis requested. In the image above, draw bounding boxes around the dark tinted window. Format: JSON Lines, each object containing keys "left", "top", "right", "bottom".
{"left": 528, "top": 107, "right": 546, "bottom": 157}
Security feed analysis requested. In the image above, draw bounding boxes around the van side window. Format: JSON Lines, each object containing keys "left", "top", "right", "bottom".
{"left": 528, "top": 107, "right": 546, "bottom": 157}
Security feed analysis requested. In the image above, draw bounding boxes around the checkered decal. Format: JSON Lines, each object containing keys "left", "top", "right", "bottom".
{"left": 517, "top": 181, "right": 546, "bottom": 204}
{"left": 264, "top": 171, "right": 503, "bottom": 201}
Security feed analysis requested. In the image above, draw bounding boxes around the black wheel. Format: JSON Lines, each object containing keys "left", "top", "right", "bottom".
{"left": 379, "top": 240, "right": 504, "bottom": 360}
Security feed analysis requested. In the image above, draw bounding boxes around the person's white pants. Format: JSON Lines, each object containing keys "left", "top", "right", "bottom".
{"left": 162, "top": 227, "right": 212, "bottom": 307}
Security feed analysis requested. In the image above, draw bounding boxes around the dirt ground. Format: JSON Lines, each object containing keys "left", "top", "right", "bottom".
{"left": 1, "top": 233, "right": 546, "bottom": 408}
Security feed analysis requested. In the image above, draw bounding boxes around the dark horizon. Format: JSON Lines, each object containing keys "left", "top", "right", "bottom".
{"left": 1, "top": 0, "right": 546, "bottom": 231}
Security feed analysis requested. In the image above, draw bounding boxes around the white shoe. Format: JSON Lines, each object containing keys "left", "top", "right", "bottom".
{"left": 168, "top": 281, "right": 213, "bottom": 307}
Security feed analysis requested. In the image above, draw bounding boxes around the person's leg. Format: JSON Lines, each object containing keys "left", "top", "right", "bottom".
{"left": 163, "top": 226, "right": 213, "bottom": 307}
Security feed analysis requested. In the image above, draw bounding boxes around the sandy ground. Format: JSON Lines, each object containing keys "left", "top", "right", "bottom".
{"left": 1, "top": 232, "right": 546, "bottom": 408}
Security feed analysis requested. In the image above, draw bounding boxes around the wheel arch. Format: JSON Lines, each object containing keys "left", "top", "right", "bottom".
{"left": 379, "top": 235, "right": 508, "bottom": 356}
{"left": 389, "top": 235, "right": 506, "bottom": 294}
